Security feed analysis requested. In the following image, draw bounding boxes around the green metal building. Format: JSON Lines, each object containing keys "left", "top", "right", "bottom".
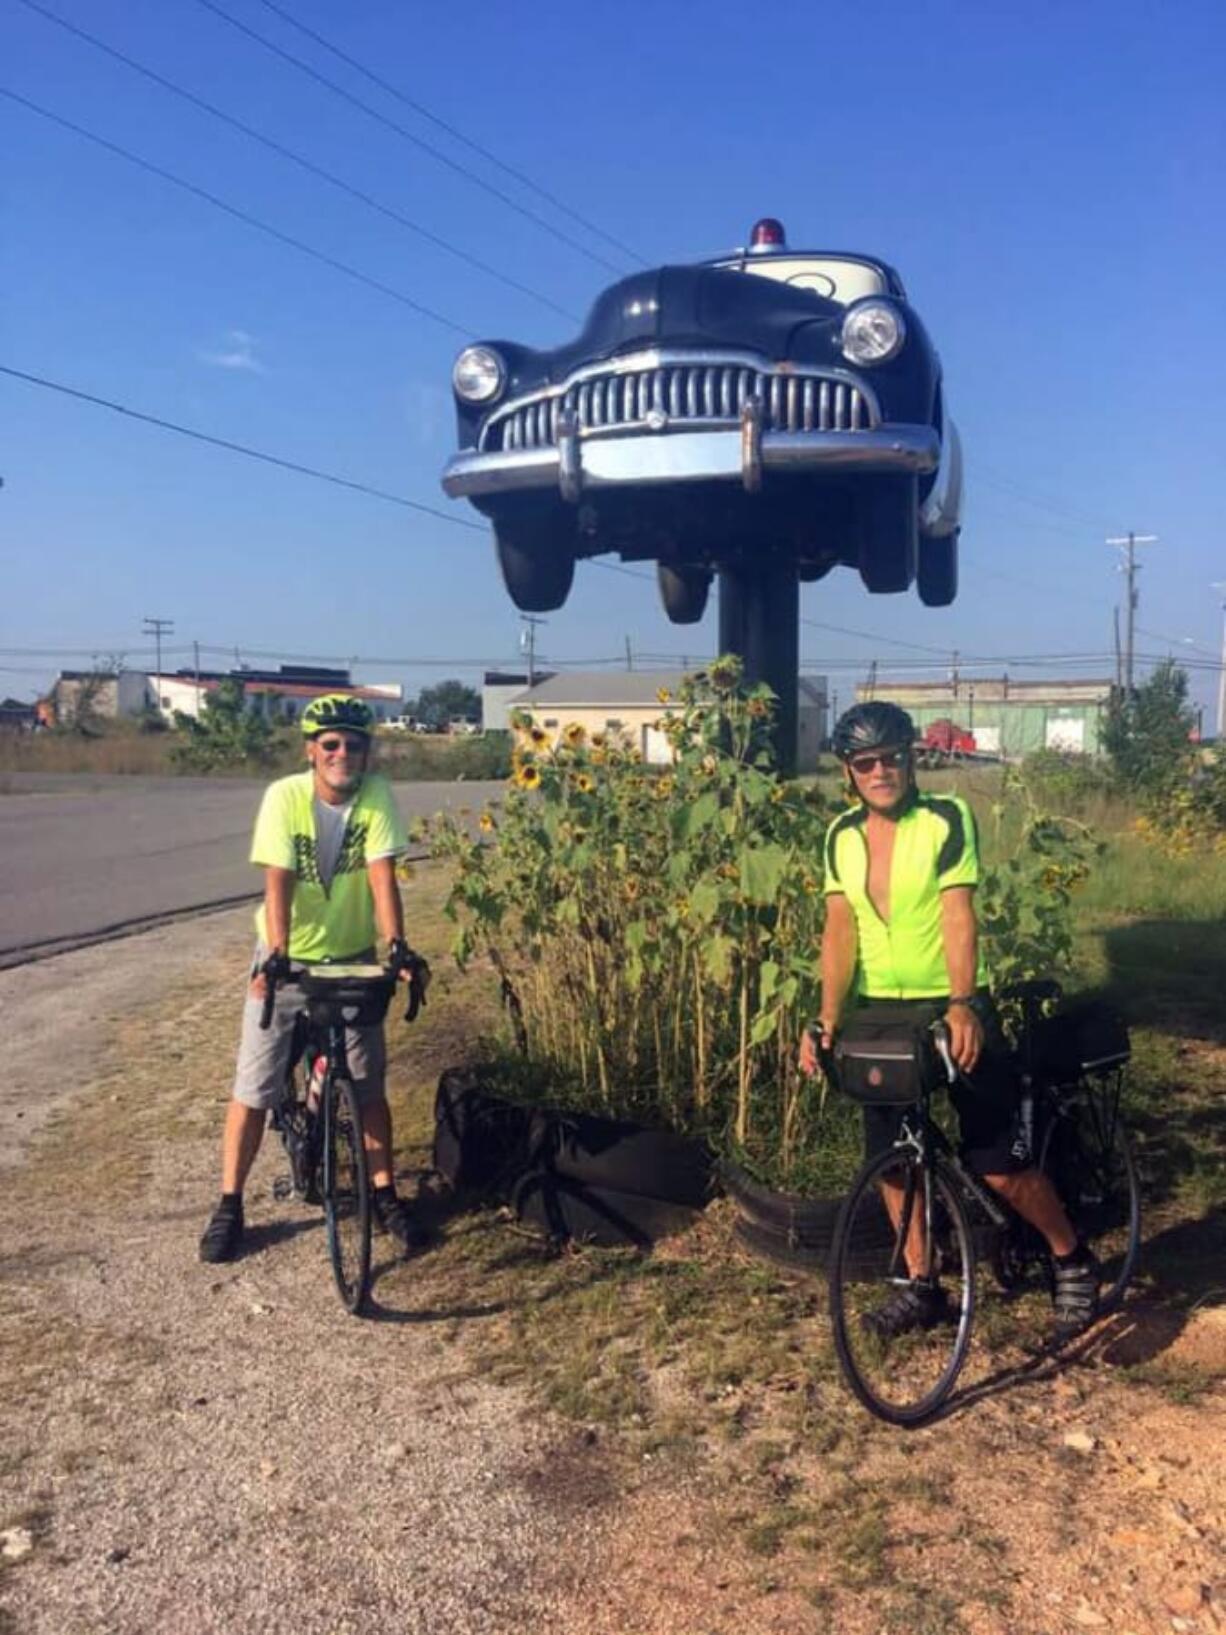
{"left": 854, "top": 677, "right": 1116, "bottom": 759}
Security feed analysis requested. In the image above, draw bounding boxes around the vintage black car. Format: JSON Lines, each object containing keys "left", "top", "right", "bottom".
{"left": 441, "top": 220, "right": 962, "bottom": 623}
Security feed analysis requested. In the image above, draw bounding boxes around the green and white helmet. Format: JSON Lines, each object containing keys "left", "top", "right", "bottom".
{"left": 301, "top": 693, "right": 375, "bottom": 738}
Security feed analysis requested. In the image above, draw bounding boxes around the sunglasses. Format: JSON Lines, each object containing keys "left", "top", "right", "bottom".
{"left": 316, "top": 735, "right": 369, "bottom": 755}
{"left": 848, "top": 749, "right": 907, "bottom": 775}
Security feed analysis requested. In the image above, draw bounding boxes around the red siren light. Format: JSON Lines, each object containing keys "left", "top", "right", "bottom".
{"left": 748, "top": 217, "right": 787, "bottom": 252}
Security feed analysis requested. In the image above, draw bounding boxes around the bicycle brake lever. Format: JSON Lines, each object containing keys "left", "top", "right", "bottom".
{"left": 259, "top": 980, "right": 277, "bottom": 1031}
{"left": 932, "top": 1024, "right": 958, "bottom": 1084}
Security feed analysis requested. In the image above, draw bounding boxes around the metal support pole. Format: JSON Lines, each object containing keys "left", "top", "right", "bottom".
{"left": 717, "top": 559, "right": 799, "bottom": 775}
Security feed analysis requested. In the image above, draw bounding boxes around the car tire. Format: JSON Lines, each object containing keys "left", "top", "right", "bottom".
{"left": 495, "top": 522, "right": 576, "bottom": 612}
{"left": 798, "top": 558, "right": 837, "bottom": 583}
{"left": 857, "top": 476, "right": 918, "bottom": 594}
{"left": 917, "top": 531, "right": 958, "bottom": 608}
{"left": 657, "top": 562, "right": 712, "bottom": 625}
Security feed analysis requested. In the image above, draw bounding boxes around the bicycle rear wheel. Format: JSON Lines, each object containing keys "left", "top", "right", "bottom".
{"left": 323, "top": 1073, "right": 372, "bottom": 1315}
{"left": 1042, "top": 1077, "right": 1140, "bottom": 1311}
{"left": 829, "top": 1146, "right": 975, "bottom": 1426}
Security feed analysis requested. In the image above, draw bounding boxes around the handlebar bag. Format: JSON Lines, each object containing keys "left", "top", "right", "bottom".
{"left": 834, "top": 1019, "right": 933, "bottom": 1106}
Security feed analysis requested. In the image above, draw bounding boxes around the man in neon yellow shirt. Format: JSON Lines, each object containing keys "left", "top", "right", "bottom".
{"left": 199, "top": 694, "right": 423, "bottom": 1264}
{"left": 801, "top": 702, "right": 1099, "bottom": 1334}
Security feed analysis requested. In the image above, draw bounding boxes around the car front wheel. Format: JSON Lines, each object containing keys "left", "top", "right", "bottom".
{"left": 856, "top": 475, "right": 918, "bottom": 595}
{"left": 917, "top": 532, "right": 958, "bottom": 608}
{"left": 494, "top": 521, "right": 576, "bottom": 612}
{"left": 656, "top": 563, "right": 712, "bottom": 624}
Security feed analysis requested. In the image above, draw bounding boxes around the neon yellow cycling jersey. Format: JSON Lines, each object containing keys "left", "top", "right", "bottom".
{"left": 250, "top": 771, "right": 406, "bottom": 963}
{"left": 823, "top": 792, "right": 987, "bottom": 999}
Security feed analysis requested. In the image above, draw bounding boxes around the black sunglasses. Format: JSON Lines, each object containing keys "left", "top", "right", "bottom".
{"left": 848, "top": 748, "right": 907, "bottom": 775}
{"left": 316, "top": 734, "right": 369, "bottom": 754}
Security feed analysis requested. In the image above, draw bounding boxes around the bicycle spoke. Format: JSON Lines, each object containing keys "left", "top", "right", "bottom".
{"left": 324, "top": 1075, "right": 372, "bottom": 1315}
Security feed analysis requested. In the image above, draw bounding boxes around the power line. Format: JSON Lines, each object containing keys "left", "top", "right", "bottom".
{"left": 192, "top": 0, "right": 628, "bottom": 276}
{"left": 0, "top": 86, "right": 473, "bottom": 338}
{"left": 248, "top": 0, "right": 647, "bottom": 268}
{"left": 15, "top": 0, "right": 576, "bottom": 323}
{"left": 0, "top": 363, "right": 487, "bottom": 527}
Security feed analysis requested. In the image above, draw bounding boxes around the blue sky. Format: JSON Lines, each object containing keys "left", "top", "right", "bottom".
{"left": 4, "top": 0, "right": 1224, "bottom": 719}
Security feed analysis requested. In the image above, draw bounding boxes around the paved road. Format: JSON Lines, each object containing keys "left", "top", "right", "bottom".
{"left": 0, "top": 774, "right": 502, "bottom": 963}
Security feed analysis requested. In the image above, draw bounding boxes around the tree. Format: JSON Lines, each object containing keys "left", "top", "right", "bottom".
{"left": 171, "top": 679, "right": 276, "bottom": 770}
{"left": 409, "top": 680, "right": 481, "bottom": 730}
{"left": 1102, "top": 661, "right": 1196, "bottom": 794}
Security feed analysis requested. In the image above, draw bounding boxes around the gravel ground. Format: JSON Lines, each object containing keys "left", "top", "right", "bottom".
{"left": 2, "top": 919, "right": 1223, "bottom": 1635}
{"left": 0, "top": 917, "right": 620, "bottom": 1635}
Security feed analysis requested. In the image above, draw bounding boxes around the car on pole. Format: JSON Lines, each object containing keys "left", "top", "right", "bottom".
{"left": 441, "top": 219, "right": 963, "bottom": 622}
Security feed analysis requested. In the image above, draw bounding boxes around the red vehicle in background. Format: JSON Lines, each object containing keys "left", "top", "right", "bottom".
{"left": 916, "top": 718, "right": 978, "bottom": 765}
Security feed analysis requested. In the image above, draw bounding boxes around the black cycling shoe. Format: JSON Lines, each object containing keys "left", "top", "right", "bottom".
{"left": 198, "top": 1199, "right": 244, "bottom": 1264}
{"left": 1052, "top": 1249, "right": 1101, "bottom": 1333}
{"left": 862, "top": 1282, "right": 954, "bottom": 1340}
{"left": 371, "top": 1191, "right": 427, "bottom": 1257}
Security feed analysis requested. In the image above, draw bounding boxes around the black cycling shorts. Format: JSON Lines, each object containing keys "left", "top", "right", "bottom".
{"left": 856, "top": 996, "right": 1031, "bottom": 1176}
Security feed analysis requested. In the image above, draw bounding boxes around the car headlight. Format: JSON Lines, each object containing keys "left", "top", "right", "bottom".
{"left": 452, "top": 345, "right": 506, "bottom": 404}
{"left": 840, "top": 301, "right": 906, "bottom": 366}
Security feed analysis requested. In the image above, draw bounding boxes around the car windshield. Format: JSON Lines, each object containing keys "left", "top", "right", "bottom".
{"left": 714, "top": 255, "right": 889, "bottom": 304}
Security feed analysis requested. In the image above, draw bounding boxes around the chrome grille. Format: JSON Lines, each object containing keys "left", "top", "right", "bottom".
{"left": 483, "top": 354, "right": 876, "bottom": 452}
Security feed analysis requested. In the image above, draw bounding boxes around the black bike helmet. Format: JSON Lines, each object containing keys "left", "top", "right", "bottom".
{"left": 301, "top": 693, "right": 375, "bottom": 738}
{"left": 831, "top": 701, "right": 916, "bottom": 761}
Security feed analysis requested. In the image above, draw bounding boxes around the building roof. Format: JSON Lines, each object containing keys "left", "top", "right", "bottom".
{"left": 510, "top": 670, "right": 827, "bottom": 708}
{"left": 858, "top": 677, "right": 1115, "bottom": 706}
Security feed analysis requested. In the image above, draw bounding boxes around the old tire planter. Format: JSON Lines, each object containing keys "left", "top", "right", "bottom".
{"left": 722, "top": 1160, "right": 844, "bottom": 1272}
{"left": 432, "top": 1068, "right": 715, "bottom": 1248}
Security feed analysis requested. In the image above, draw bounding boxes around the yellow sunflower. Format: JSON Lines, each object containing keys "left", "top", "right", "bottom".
{"left": 563, "top": 722, "right": 586, "bottom": 748}
{"left": 574, "top": 772, "right": 595, "bottom": 794}
{"left": 529, "top": 724, "right": 549, "bottom": 747}
{"left": 479, "top": 811, "right": 496, "bottom": 833}
{"left": 515, "top": 763, "right": 542, "bottom": 790}
{"left": 656, "top": 686, "right": 671, "bottom": 704}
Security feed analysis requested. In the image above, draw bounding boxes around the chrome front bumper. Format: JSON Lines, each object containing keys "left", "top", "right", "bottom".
{"left": 442, "top": 402, "right": 940, "bottom": 504}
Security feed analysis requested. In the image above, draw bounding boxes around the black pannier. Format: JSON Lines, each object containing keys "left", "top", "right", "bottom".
{"left": 1032, "top": 1001, "right": 1130, "bottom": 1083}
{"left": 834, "top": 1019, "right": 936, "bottom": 1106}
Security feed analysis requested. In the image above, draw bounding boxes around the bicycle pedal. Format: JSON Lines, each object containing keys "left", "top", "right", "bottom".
{"left": 272, "top": 1176, "right": 292, "bottom": 1201}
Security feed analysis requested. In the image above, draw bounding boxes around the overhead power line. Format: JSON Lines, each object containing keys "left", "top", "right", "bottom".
{"left": 1, "top": 86, "right": 475, "bottom": 338}
{"left": 249, "top": 0, "right": 647, "bottom": 268}
{"left": 192, "top": 0, "right": 628, "bottom": 277}
{"left": 15, "top": 0, "right": 576, "bottom": 323}
{"left": 0, "top": 363, "right": 486, "bottom": 527}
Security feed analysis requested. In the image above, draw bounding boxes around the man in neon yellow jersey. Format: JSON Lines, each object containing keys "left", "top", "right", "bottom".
{"left": 800, "top": 702, "right": 1099, "bottom": 1335}
{"left": 199, "top": 694, "right": 424, "bottom": 1264}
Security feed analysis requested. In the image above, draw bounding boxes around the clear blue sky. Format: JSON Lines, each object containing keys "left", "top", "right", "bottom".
{"left": 4, "top": 0, "right": 1224, "bottom": 719}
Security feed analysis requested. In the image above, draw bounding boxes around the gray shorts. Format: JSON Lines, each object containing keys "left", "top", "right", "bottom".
{"left": 231, "top": 947, "right": 387, "bottom": 1113}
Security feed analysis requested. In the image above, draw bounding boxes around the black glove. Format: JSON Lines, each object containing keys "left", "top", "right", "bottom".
{"left": 388, "top": 939, "right": 431, "bottom": 1019}
{"left": 261, "top": 949, "right": 291, "bottom": 985}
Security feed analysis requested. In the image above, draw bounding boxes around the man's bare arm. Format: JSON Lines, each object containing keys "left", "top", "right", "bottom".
{"left": 819, "top": 893, "right": 859, "bottom": 1036}
{"left": 939, "top": 885, "right": 984, "bottom": 1071}
{"left": 367, "top": 855, "right": 406, "bottom": 948}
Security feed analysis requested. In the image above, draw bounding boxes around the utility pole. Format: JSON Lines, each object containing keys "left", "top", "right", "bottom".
{"left": 951, "top": 649, "right": 960, "bottom": 700}
{"left": 1106, "top": 533, "right": 1157, "bottom": 693}
{"left": 142, "top": 616, "right": 174, "bottom": 713}
{"left": 866, "top": 659, "right": 877, "bottom": 699}
{"left": 624, "top": 634, "right": 633, "bottom": 671}
{"left": 1213, "top": 583, "right": 1226, "bottom": 741}
{"left": 519, "top": 615, "right": 545, "bottom": 690}
{"left": 193, "top": 640, "right": 202, "bottom": 718}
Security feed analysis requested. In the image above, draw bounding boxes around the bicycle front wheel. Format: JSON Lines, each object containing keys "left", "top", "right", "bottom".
{"left": 323, "top": 1073, "right": 372, "bottom": 1316}
{"left": 829, "top": 1146, "right": 976, "bottom": 1426}
{"left": 1042, "top": 1079, "right": 1141, "bottom": 1311}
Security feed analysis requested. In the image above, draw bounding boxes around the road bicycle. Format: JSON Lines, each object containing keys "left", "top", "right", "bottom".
{"left": 825, "top": 980, "right": 1141, "bottom": 1425}
{"left": 261, "top": 957, "right": 426, "bottom": 1316}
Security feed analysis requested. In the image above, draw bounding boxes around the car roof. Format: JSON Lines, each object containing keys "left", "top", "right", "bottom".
{"left": 703, "top": 249, "right": 906, "bottom": 298}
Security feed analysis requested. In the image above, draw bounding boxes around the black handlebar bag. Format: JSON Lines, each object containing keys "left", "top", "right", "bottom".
{"left": 834, "top": 1016, "right": 936, "bottom": 1107}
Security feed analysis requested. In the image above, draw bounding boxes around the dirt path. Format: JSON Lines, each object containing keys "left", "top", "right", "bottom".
{"left": 1, "top": 922, "right": 1223, "bottom": 1635}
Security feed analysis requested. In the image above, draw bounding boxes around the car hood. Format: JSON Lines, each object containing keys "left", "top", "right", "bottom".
{"left": 498, "top": 266, "right": 846, "bottom": 394}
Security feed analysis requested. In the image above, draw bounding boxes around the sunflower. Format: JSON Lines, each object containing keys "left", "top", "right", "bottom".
{"left": 656, "top": 686, "right": 671, "bottom": 704}
{"left": 708, "top": 654, "right": 742, "bottom": 693}
{"left": 563, "top": 722, "right": 586, "bottom": 748}
{"left": 574, "top": 772, "right": 595, "bottom": 795}
{"left": 515, "top": 763, "right": 542, "bottom": 790}
{"left": 747, "top": 696, "right": 770, "bottom": 719}
{"left": 590, "top": 731, "right": 607, "bottom": 749}
{"left": 478, "top": 811, "right": 496, "bottom": 833}
{"left": 623, "top": 878, "right": 641, "bottom": 901}
{"left": 529, "top": 724, "right": 549, "bottom": 747}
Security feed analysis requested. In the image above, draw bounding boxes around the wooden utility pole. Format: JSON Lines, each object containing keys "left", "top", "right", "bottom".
{"left": 1106, "top": 533, "right": 1157, "bottom": 693}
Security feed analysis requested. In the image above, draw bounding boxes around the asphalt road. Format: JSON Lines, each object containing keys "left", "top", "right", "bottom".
{"left": 0, "top": 773, "right": 503, "bottom": 964}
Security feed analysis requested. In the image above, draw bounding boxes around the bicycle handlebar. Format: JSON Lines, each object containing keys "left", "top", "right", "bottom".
{"left": 257, "top": 951, "right": 431, "bottom": 1031}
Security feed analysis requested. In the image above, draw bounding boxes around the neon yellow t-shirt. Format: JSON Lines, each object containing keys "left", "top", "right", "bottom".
{"left": 250, "top": 770, "right": 406, "bottom": 962}
{"left": 823, "top": 792, "right": 987, "bottom": 999}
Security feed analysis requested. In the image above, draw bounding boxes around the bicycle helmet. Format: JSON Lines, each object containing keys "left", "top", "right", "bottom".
{"left": 831, "top": 701, "right": 916, "bottom": 761}
{"left": 301, "top": 693, "right": 375, "bottom": 738}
